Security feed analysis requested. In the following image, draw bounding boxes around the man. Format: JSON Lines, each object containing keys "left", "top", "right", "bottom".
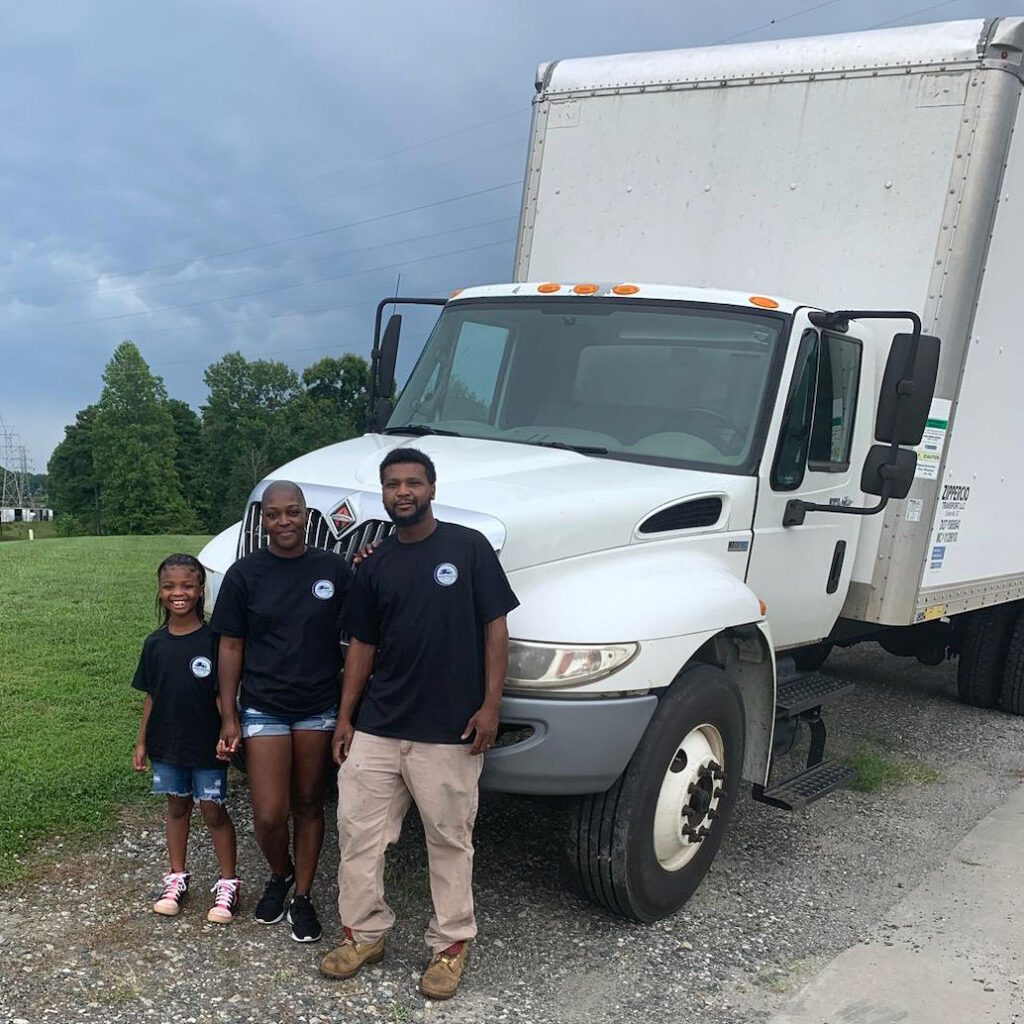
{"left": 320, "top": 447, "right": 518, "bottom": 1000}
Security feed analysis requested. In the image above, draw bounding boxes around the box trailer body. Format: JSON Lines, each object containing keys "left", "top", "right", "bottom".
{"left": 197, "top": 18, "right": 1024, "bottom": 922}
{"left": 515, "top": 16, "right": 1024, "bottom": 630}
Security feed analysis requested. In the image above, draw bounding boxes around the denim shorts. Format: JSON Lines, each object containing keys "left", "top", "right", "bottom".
{"left": 151, "top": 761, "right": 228, "bottom": 804}
{"left": 240, "top": 706, "right": 338, "bottom": 739}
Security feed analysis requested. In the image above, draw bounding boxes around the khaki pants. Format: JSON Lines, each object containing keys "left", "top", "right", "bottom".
{"left": 337, "top": 730, "right": 483, "bottom": 952}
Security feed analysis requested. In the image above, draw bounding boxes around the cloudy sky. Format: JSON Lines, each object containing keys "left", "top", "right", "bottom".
{"left": 0, "top": 0, "right": 1007, "bottom": 470}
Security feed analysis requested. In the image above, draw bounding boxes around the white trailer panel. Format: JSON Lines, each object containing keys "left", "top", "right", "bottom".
{"left": 916, "top": 92, "right": 1024, "bottom": 613}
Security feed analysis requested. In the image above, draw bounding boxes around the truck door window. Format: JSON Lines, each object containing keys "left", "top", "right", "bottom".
{"left": 438, "top": 322, "right": 510, "bottom": 424}
{"left": 771, "top": 331, "right": 862, "bottom": 490}
{"left": 807, "top": 333, "right": 861, "bottom": 472}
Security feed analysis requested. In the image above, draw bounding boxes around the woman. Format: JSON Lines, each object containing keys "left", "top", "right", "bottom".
{"left": 213, "top": 480, "right": 351, "bottom": 943}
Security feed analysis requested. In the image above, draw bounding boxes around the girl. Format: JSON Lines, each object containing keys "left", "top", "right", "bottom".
{"left": 213, "top": 480, "right": 352, "bottom": 943}
{"left": 132, "top": 553, "right": 240, "bottom": 923}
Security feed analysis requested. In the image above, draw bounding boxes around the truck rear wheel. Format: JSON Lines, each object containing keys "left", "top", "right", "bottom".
{"left": 999, "top": 607, "right": 1024, "bottom": 715}
{"left": 565, "top": 665, "right": 745, "bottom": 922}
{"left": 956, "top": 605, "right": 1018, "bottom": 708}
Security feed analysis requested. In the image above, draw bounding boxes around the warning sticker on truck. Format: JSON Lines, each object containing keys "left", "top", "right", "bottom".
{"left": 913, "top": 398, "right": 951, "bottom": 480}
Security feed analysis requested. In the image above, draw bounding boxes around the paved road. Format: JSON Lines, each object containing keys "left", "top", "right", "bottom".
{"left": 770, "top": 783, "right": 1024, "bottom": 1024}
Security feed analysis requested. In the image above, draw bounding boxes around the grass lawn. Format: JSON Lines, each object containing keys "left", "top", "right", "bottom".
{"left": 0, "top": 535, "right": 211, "bottom": 882}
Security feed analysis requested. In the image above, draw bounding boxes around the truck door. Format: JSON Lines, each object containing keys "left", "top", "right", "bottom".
{"left": 746, "top": 317, "right": 868, "bottom": 649}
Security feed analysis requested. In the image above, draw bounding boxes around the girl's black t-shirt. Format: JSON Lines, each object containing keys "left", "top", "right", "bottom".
{"left": 209, "top": 546, "right": 352, "bottom": 716}
{"left": 132, "top": 624, "right": 221, "bottom": 769}
{"left": 346, "top": 521, "right": 520, "bottom": 744}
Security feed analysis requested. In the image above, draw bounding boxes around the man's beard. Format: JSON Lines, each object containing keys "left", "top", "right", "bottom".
{"left": 387, "top": 500, "right": 429, "bottom": 527}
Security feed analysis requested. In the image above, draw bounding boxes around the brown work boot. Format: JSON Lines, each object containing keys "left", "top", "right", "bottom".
{"left": 419, "top": 941, "right": 470, "bottom": 1000}
{"left": 319, "top": 928, "right": 386, "bottom": 979}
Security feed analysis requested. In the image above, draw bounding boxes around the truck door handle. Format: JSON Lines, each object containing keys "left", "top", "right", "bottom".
{"left": 826, "top": 540, "right": 847, "bottom": 594}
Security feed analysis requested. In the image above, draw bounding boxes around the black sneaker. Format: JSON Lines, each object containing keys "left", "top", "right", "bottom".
{"left": 287, "top": 894, "right": 323, "bottom": 943}
{"left": 253, "top": 867, "right": 295, "bottom": 924}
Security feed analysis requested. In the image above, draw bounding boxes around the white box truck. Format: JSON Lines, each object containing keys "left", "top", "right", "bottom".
{"left": 199, "top": 17, "right": 1024, "bottom": 921}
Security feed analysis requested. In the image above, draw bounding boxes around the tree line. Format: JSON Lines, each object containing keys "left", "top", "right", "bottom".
{"left": 48, "top": 341, "right": 370, "bottom": 536}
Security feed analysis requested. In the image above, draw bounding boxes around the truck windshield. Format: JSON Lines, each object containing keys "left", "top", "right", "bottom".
{"left": 387, "top": 299, "right": 785, "bottom": 470}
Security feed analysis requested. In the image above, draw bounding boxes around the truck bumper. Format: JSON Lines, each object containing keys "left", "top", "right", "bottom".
{"left": 480, "top": 693, "right": 659, "bottom": 796}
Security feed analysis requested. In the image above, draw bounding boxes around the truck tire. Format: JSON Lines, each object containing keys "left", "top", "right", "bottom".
{"left": 956, "top": 604, "right": 1018, "bottom": 708}
{"left": 791, "top": 643, "right": 833, "bottom": 672}
{"left": 999, "top": 607, "right": 1024, "bottom": 715}
{"left": 565, "top": 665, "right": 745, "bottom": 922}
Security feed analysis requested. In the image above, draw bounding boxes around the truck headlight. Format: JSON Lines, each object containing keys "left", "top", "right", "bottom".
{"left": 506, "top": 639, "right": 639, "bottom": 689}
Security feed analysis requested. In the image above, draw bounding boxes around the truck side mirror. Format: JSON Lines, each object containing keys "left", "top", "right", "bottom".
{"left": 874, "top": 333, "right": 940, "bottom": 445}
{"left": 376, "top": 314, "right": 402, "bottom": 399}
{"left": 370, "top": 314, "right": 402, "bottom": 431}
{"left": 861, "top": 445, "right": 917, "bottom": 498}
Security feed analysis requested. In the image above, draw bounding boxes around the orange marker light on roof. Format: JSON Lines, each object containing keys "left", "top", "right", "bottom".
{"left": 749, "top": 295, "right": 779, "bottom": 309}
{"left": 758, "top": 599, "right": 767, "bottom": 616}
{"left": 537, "top": 282, "right": 561, "bottom": 293}
{"left": 612, "top": 284, "right": 640, "bottom": 295}
{"left": 449, "top": 288, "right": 463, "bottom": 298}
{"left": 572, "top": 283, "right": 600, "bottom": 294}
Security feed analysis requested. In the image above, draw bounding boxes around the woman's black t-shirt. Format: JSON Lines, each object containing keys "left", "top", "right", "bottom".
{"left": 132, "top": 624, "right": 221, "bottom": 769}
{"left": 210, "top": 546, "right": 352, "bottom": 717}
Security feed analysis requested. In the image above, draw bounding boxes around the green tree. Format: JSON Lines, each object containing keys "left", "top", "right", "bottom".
{"left": 201, "top": 353, "right": 301, "bottom": 531}
{"left": 47, "top": 405, "right": 104, "bottom": 532}
{"left": 91, "top": 341, "right": 199, "bottom": 534}
{"left": 166, "top": 398, "right": 207, "bottom": 527}
{"left": 290, "top": 354, "right": 371, "bottom": 454}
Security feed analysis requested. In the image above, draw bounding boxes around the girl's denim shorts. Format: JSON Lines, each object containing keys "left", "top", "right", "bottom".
{"left": 151, "top": 761, "right": 228, "bottom": 804}
{"left": 239, "top": 705, "right": 338, "bottom": 739}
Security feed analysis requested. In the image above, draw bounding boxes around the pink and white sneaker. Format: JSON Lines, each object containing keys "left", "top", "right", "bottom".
{"left": 153, "top": 871, "right": 190, "bottom": 916}
{"left": 207, "top": 877, "right": 241, "bottom": 924}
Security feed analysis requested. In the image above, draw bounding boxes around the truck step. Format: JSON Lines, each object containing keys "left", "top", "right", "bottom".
{"left": 776, "top": 672, "right": 855, "bottom": 717}
{"left": 752, "top": 759, "right": 857, "bottom": 811}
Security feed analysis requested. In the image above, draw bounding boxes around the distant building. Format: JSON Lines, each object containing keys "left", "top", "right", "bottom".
{"left": 1, "top": 507, "right": 54, "bottom": 523}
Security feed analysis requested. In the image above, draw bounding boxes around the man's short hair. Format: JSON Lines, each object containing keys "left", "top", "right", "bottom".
{"left": 379, "top": 447, "right": 436, "bottom": 485}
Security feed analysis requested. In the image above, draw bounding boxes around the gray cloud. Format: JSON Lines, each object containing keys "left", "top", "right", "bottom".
{"left": 0, "top": 0, "right": 997, "bottom": 468}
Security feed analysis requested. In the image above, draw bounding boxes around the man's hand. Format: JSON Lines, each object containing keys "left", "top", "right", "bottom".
{"left": 352, "top": 540, "right": 382, "bottom": 566}
{"left": 462, "top": 703, "right": 500, "bottom": 755}
{"left": 333, "top": 717, "right": 355, "bottom": 765}
{"left": 132, "top": 742, "right": 148, "bottom": 772}
{"left": 217, "top": 714, "right": 241, "bottom": 761}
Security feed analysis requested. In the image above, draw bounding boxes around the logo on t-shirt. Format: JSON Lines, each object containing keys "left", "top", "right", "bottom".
{"left": 190, "top": 656, "right": 212, "bottom": 679}
{"left": 433, "top": 562, "right": 459, "bottom": 587}
{"left": 312, "top": 579, "right": 335, "bottom": 600}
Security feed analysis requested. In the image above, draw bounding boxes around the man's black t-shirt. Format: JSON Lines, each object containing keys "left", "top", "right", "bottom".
{"left": 347, "top": 521, "right": 520, "bottom": 744}
{"left": 210, "top": 546, "right": 352, "bottom": 716}
{"left": 132, "top": 624, "right": 221, "bottom": 769}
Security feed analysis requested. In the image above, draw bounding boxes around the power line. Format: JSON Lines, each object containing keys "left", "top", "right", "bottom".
{"left": 216, "top": 107, "right": 528, "bottom": 211}
{"left": 712, "top": 0, "right": 847, "bottom": 45}
{"left": 0, "top": 178, "right": 520, "bottom": 298}
{"left": 868, "top": 0, "right": 964, "bottom": 30}
{"left": 9, "top": 215, "right": 517, "bottom": 304}
{"left": 0, "top": 235, "right": 516, "bottom": 335}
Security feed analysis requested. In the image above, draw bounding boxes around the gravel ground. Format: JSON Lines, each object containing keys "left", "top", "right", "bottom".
{"left": 4, "top": 642, "right": 1024, "bottom": 1024}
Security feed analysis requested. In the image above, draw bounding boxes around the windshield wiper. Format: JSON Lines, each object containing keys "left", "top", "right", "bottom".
{"left": 527, "top": 440, "right": 608, "bottom": 455}
{"left": 382, "top": 424, "right": 462, "bottom": 437}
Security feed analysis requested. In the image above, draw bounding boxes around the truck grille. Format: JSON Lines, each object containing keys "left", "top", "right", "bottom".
{"left": 338, "top": 519, "right": 394, "bottom": 561}
{"left": 238, "top": 503, "right": 393, "bottom": 564}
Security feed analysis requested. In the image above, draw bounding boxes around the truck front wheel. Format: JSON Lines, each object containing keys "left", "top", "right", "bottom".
{"left": 566, "top": 665, "right": 745, "bottom": 922}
